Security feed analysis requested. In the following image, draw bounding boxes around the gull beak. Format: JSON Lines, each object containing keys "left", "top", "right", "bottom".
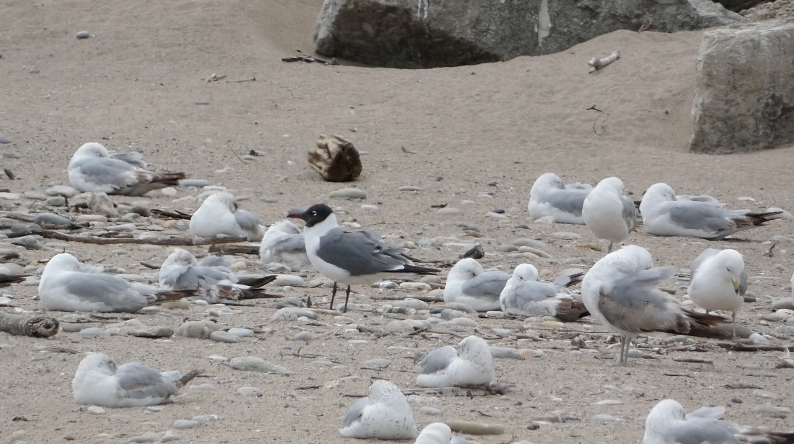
{"left": 732, "top": 279, "right": 740, "bottom": 294}
{"left": 287, "top": 207, "right": 308, "bottom": 220}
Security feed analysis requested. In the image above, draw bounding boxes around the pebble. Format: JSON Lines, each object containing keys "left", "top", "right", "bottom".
{"left": 10, "top": 236, "right": 40, "bottom": 250}
{"left": 23, "top": 191, "right": 47, "bottom": 200}
{"left": 446, "top": 317, "right": 478, "bottom": 327}
{"left": 497, "top": 244, "right": 518, "bottom": 252}
{"left": 127, "top": 436, "right": 154, "bottom": 443}
{"left": 207, "top": 355, "right": 228, "bottom": 362}
{"left": 76, "top": 214, "right": 107, "bottom": 222}
{"left": 292, "top": 331, "right": 314, "bottom": 342}
{"left": 443, "top": 302, "right": 477, "bottom": 313}
{"left": 361, "top": 358, "right": 391, "bottom": 370}
{"left": 375, "top": 280, "right": 397, "bottom": 289}
{"left": 228, "top": 356, "right": 292, "bottom": 374}
{"left": 237, "top": 386, "right": 263, "bottom": 397}
{"left": 360, "top": 204, "right": 379, "bottom": 212}
{"left": 79, "top": 327, "right": 105, "bottom": 338}
{"left": 513, "top": 238, "right": 547, "bottom": 249}
{"left": 227, "top": 327, "right": 253, "bottom": 337}
{"left": 329, "top": 188, "right": 367, "bottom": 199}
{"left": 484, "top": 212, "right": 509, "bottom": 220}
{"left": 145, "top": 406, "right": 163, "bottom": 413}
{"left": 0, "top": 192, "right": 20, "bottom": 200}
{"left": 751, "top": 405, "right": 790, "bottom": 418}
{"left": 173, "top": 420, "right": 199, "bottom": 430}
{"left": 160, "top": 431, "right": 181, "bottom": 442}
{"left": 107, "top": 223, "right": 137, "bottom": 232}
{"left": 461, "top": 200, "right": 475, "bottom": 205}
{"left": 489, "top": 347, "right": 525, "bottom": 360}
{"left": 398, "top": 186, "right": 423, "bottom": 192}
{"left": 518, "top": 246, "right": 551, "bottom": 258}
{"left": 436, "top": 207, "right": 461, "bottom": 215}
{"left": 420, "top": 406, "right": 442, "bottom": 416}
{"left": 772, "top": 299, "right": 794, "bottom": 310}
{"left": 0, "top": 137, "right": 10, "bottom": 144}
{"left": 0, "top": 296, "right": 16, "bottom": 307}
{"left": 87, "top": 406, "right": 106, "bottom": 415}
{"left": 127, "top": 327, "right": 173, "bottom": 338}
{"left": 400, "top": 282, "right": 431, "bottom": 291}
{"left": 552, "top": 232, "right": 582, "bottom": 240}
{"left": 175, "top": 321, "right": 221, "bottom": 339}
{"left": 76, "top": 30, "right": 91, "bottom": 39}
{"left": 45, "top": 196, "right": 67, "bottom": 206}
{"left": 391, "top": 298, "right": 430, "bottom": 310}
{"left": 193, "top": 414, "right": 219, "bottom": 422}
{"left": 272, "top": 307, "right": 317, "bottom": 321}
{"left": 46, "top": 185, "right": 79, "bottom": 197}
{"left": 210, "top": 330, "right": 241, "bottom": 343}
{"left": 731, "top": 397, "right": 743, "bottom": 403}
{"left": 274, "top": 274, "right": 305, "bottom": 287}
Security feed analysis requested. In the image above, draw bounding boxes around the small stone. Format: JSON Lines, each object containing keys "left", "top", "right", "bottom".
{"left": 513, "top": 238, "right": 547, "bottom": 248}
{"left": 731, "top": 397, "right": 743, "bottom": 403}
{"left": 23, "top": 190, "right": 48, "bottom": 200}
{"left": 360, "top": 204, "right": 379, "bottom": 212}
{"left": 179, "top": 179, "right": 209, "bottom": 188}
{"left": 237, "top": 386, "right": 263, "bottom": 397}
{"left": 87, "top": 406, "right": 105, "bottom": 415}
{"left": 46, "top": 185, "right": 79, "bottom": 197}
{"left": 274, "top": 275, "right": 305, "bottom": 287}
{"left": 0, "top": 192, "right": 20, "bottom": 200}
{"left": 227, "top": 327, "right": 253, "bottom": 338}
{"left": 292, "top": 331, "right": 314, "bottom": 342}
{"left": 272, "top": 307, "right": 317, "bottom": 321}
{"left": 329, "top": 188, "right": 367, "bottom": 199}
{"left": 127, "top": 436, "right": 154, "bottom": 443}
{"left": 107, "top": 223, "right": 137, "bottom": 232}
{"left": 398, "top": 186, "right": 423, "bottom": 191}
{"left": 10, "top": 236, "right": 40, "bottom": 250}
{"left": 485, "top": 211, "right": 509, "bottom": 220}
{"left": 127, "top": 327, "right": 174, "bottom": 338}
{"left": 175, "top": 320, "right": 221, "bottom": 339}
{"left": 436, "top": 207, "right": 461, "bottom": 215}
{"left": 228, "top": 356, "right": 292, "bottom": 374}
{"left": 391, "top": 298, "right": 430, "bottom": 310}
{"left": 76, "top": 214, "right": 107, "bottom": 222}
{"left": 193, "top": 414, "right": 219, "bottom": 422}
{"left": 361, "top": 358, "right": 391, "bottom": 370}
{"left": 210, "top": 330, "right": 241, "bottom": 343}
{"left": 160, "top": 431, "right": 181, "bottom": 442}
{"left": 173, "top": 419, "right": 199, "bottom": 430}
{"left": 420, "top": 406, "right": 442, "bottom": 416}
{"left": 79, "top": 327, "right": 105, "bottom": 338}
{"left": 400, "top": 282, "right": 431, "bottom": 291}
{"left": 496, "top": 244, "right": 518, "bottom": 252}
{"left": 76, "top": 30, "right": 91, "bottom": 39}
{"left": 144, "top": 406, "right": 163, "bottom": 413}
{"left": 489, "top": 347, "right": 525, "bottom": 360}
{"left": 46, "top": 196, "right": 66, "bottom": 206}
{"left": 231, "top": 260, "right": 247, "bottom": 271}
{"left": 160, "top": 187, "right": 177, "bottom": 196}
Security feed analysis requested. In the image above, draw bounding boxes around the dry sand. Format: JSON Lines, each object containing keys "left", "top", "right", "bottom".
{"left": 1, "top": 0, "right": 794, "bottom": 443}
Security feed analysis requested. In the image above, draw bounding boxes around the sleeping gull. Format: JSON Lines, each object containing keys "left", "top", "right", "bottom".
{"left": 189, "top": 192, "right": 264, "bottom": 241}
{"left": 443, "top": 258, "right": 510, "bottom": 311}
{"left": 73, "top": 352, "right": 198, "bottom": 408}
{"left": 499, "top": 264, "right": 587, "bottom": 321}
{"left": 288, "top": 203, "right": 438, "bottom": 312}
{"left": 414, "top": 423, "right": 472, "bottom": 444}
{"left": 639, "top": 183, "right": 781, "bottom": 239}
{"left": 581, "top": 245, "right": 730, "bottom": 364}
{"left": 259, "top": 220, "right": 311, "bottom": 272}
{"left": 159, "top": 248, "right": 277, "bottom": 303}
{"left": 39, "top": 253, "right": 191, "bottom": 313}
{"left": 528, "top": 173, "right": 592, "bottom": 224}
{"left": 688, "top": 248, "right": 746, "bottom": 338}
{"left": 68, "top": 142, "right": 185, "bottom": 196}
{"left": 582, "top": 176, "right": 637, "bottom": 252}
{"left": 644, "top": 398, "right": 794, "bottom": 444}
{"left": 415, "top": 335, "right": 494, "bottom": 388}
{"left": 340, "top": 379, "right": 417, "bottom": 439}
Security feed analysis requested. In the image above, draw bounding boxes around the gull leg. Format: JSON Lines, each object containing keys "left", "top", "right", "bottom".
{"left": 620, "top": 336, "right": 630, "bottom": 365}
{"left": 732, "top": 311, "right": 737, "bottom": 340}
{"left": 607, "top": 241, "right": 614, "bottom": 254}
{"left": 330, "top": 282, "right": 338, "bottom": 310}
{"left": 342, "top": 285, "right": 351, "bottom": 313}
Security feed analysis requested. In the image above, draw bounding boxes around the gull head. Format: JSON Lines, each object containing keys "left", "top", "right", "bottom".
{"left": 645, "top": 399, "right": 687, "bottom": 436}
{"left": 598, "top": 176, "right": 624, "bottom": 195}
{"left": 78, "top": 352, "right": 118, "bottom": 377}
{"left": 716, "top": 249, "right": 745, "bottom": 294}
{"left": 74, "top": 142, "right": 110, "bottom": 159}
{"left": 368, "top": 379, "right": 400, "bottom": 402}
{"left": 204, "top": 192, "right": 239, "bottom": 213}
{"left": 447, "top": 258, "right": 483, "bottom": 282}
{"left": 642, "top": 183, "right": 677, "bottom": 205}
{"left": 288, "top": 203, "right": 334, "bottom": 228}
{"left": 162, "top": 248, "right": 198, "bottom": 269}
{"left": 44, "top": 253, "right": 83, "bottom": 273}
{"left": 511, "top": 263, "right": 539, "bottom": 282}
{"left": 268, "top": 220, "right": 302, "bottom": 236}
{"left": 456, "top": 335, "right": 489, "bottom": 359}
{"left": 531, "top": 172, "right": 565, "bottom": 194}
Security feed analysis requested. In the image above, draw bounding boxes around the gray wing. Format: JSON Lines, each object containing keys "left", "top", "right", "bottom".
{"left": 690, "top": 248, "right": 720, "bottom": 275}
{"left": 317, "top": 228, "right": 409, "bottom": 276}
{"left": 62, "top": 272, "right": 149, "bottom": 311}
{"left": 342, "top": 397, "right": 370, "bottom": 427}
{"left": 507, "top": 280, "right": 560, "bottom": 304}
{"left": 109, "top": 152, "right": 147, "bottom": 168}
{"left": 621, "top": 195, "right": 637, "bottom": 232}
{"left": 544, "top": 189, "right": 588, "bottom": 216}
{"left": 160, "top": 265, "right": 230, "bottom": 291}
{"left": 461, "top": 271, "right": 511, "bottom": 297}
{"left": 678, "top": 194, "right": 724, "bottom": 207}
{"left": 269, "top": 235, "right": 306, "bottom": 255}
{"left": 416, "top": 346, "right": 457, "bottom": 375}
{"left": 197, "top": 255, "right": 235, "bottom": 268}
{"left": 663, "top": 201, "right": 736, "bottom": 234}
{"left": 115, "top": 363, "right": 178, "bottom": 400}
{"left": 565, "top": 183, "right": 593, "bottom": 192}
{"left": 597, "top": 267, "right": 679, "bottom": 334}
{"left": 668, "top": 417, "right": 740, "bottom": 444}
{"left": 235, "top": 210, "right": 262, "bottom": 231}
{"left": 74, "top": 158, "right": 138, "bottom": 190}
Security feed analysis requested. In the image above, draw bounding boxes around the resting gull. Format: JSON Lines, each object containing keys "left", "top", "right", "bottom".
{"left": 443, "top": 258, "right": 510, "bottom": 312}
{"left": 340, "top": 379, "right": 417, "bottom": 439}
{"left": 582, "top": 176, "right": 637, "bottom": 252}
{"left": 528, "top": 173, "right": 592, "bottom": 224}
{"left": 189, "top": 191, "right": 264, "bottom": 241}
{"left": 415, "top": 335, "right": 494, "bottom": 388}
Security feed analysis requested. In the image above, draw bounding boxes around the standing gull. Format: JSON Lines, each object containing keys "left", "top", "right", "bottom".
{"left": 582, "top": 176, "right": 637, "bottom": 252}
{"left": 639, "top": 183, "right": 781, "bottom": 239}
{"left": 288, "top": 204, "right": 438, "bottom": 312}
{"left": 340, "top": 380, "right": 418, "bottom": 439}
{"left": 499, "top": 264, "right": 587, "bottom": 321}
{"left": 39, "top": 253, "right": 191, "bottom": 313}
{"left": 189, "top": 192, "right": 264, "bottom": 241}
{"left": 688, "top": 248, "right": 746, "bottom": 337}
{"left": 443, "top": 258, "right": 510, "bottom": 312}
{"left": 73, "top": 352, "right": 198, "bottom": 408}
{"left": 415, "top": 335, "right": 494, "bottom": 388}
{"left": 581, "top": 245, "right": 729, "bottom": 364}
{"left": 259, "top": 220, "right": 311, "bottom": 272}
{"left": 159, "top": 248, "right": 276, "bottom": 303}
{"left": 68, "top": 142, "right": 185, "bottom": 196}
{"left": 528, "top": 173, "right": 592, "bottom": 224}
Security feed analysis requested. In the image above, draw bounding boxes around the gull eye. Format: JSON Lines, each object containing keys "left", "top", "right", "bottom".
{"left": 311, "top": 211, "right": 317, "bottom": 216}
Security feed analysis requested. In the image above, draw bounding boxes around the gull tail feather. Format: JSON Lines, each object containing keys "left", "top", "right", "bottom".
{"left": 396, "top": 264, "right": 439, "bottom": 275}
{"left": 153, "top": 289, "right": 195, "bottom": 303}
{"left": 671, "top": 309, "right": 732, "bottom": 339}
{"left": 176, "top": 370, "right": 201, "bottom": 389}
{"left": 236, "top": 275, "right": 277, "bottom": 288}
{"left": 555, "top": 299, "right": 590, "bottom": 322}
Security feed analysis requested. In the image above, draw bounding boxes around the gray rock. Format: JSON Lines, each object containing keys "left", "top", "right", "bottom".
{"left": 175, "top": 321, "right": 221, "bottom": 339}
{"left": 88, "top": 192, "right": 120, "bottom": 218}
{"left": 160, "top": 431, "right": 181, "bottom": 442}
{"left": 361, "top": 358, "right": 391, "bottom": 370}
{"left": 127, "top": 436, "right": 154, "bottom": 443}
{"left": 272, "top": 307, "right": 317, "bottom": 321}
{"left": 76, "top": 30, "right": 91, "bottom": 39}
{"left": 328, "top": 188, "right": 367, "bottom": 199}
{"left": 237, "top": 386, "right": 263, "bottom": 397}
{"left": 436, "top": 207, "right": 461, "bottom": 215}
{"left": 179, "top": 179, "right": 209, "bottom": 188}
{"left": 227, "top": 327, "right": 254, "bottom": 337}
{"left": 691, "top": 23, "right": 794, "bottom": 154}
{"left": 46, "top": 185, "right": 79, "bottom": 197}
{"left": 79, "top": 327, "right": 105, "bottom": 338}
{"left": 127, "top": 327, "right": 174, "bottom": 338}
{"left": 10, "top": 236, "right": 41, "bottom": 250}
{"left": 292, "top": 331, "right": 315, "bottom": 342}
{"left": 210, "top": 330, "right": 241, "bottom": 343}
{"left": 173, "top": 420, "right": 199, "bottom": 430}
{"left": 23, "top": 191, "right": 48, "bottom": 200}
{"left": 228, "top": 356, "right": 292, "bottom": 374}
{"left": 315, "top": 0, "right": 743, "bottom": 68}
{"left": 489, "top": 346, "right": 526, "bottom": 360}
{"left": 45, "top": 196, "right": 66, "bottom": 206}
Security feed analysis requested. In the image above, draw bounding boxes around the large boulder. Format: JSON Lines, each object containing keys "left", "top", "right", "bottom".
{"left": 314, "top": 0, "right": 745, "bottom": 68}
{"left": 690, "top": 23, "right": 794, "bottom": 154}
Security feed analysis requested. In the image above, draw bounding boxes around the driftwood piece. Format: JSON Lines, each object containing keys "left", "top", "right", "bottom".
{"left": 308, "top": 134, "right": 362, "bottom": 182}
{"left": 208, "top": 244, "right": 260, "bottom": 255}
{"left": 4, "top": 227, "right": 247, "bottom": 246}
{"left": 588, "top": 50, "right": 620, "bottom": 73}
{"left": 0, "top": 311, "right": 59, "bottom": 337}
{"left": 717, "top": 342, "right": 794, "bottom": 352}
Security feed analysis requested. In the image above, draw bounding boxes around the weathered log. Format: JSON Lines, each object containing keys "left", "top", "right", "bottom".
{"left": 4, "top": 227, "right": 247, "bottom": 246}
{"left": 308, "top": 134, "right": 362, "bottom": 182}
{"left": 208, "top": 244, "right": 260, "bottom": 255}
{"left": 0, "top": 311, "right": 59, "bottom": 337}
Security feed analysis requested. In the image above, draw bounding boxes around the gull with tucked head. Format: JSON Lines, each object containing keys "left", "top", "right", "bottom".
{"left": 415, "top": 335, "right": 494, "bottom": 388}
{"left": 72, "top": 352, "right": 198, "bottom": 408}
{"left": 68, "top": 142, "right": 185, "bottom": 196}
{"left": 340, "top": 380, "right": 417, "bottom": 439}
{"left": 499, "top": 263, "right": 587, "bottom": 321}
{"left": 528, "top": 172, "right": 593, "bottom": 224}
{"left": 688, "top": 248, "right": 746, "bottom": 338}
{"left": 39, "top": 253, "right": 190, "bottom": 313}
{"left": 443, "top": 258, "right": 510, "bottom": 312}
{"left": 189, "top": 192, "right": 264, "bottom": 241}
{"left": 259, "top": 220, "right": 310, "bottom": 272}
{"left": 582, "top": 176, "right": 637, "bottom": 252}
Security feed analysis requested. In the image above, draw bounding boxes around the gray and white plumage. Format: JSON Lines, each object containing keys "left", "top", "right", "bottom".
{"left": 340, "top": 380, "right": 418, "bottom": 439}
{"left": 581, "top": 245, "right": 729, "bottom": 364}
{"left": 582, "top": 176, "right": 637, "bottom": 252}
{"left": 39, "top": 253, "right": 187, "bottom": 313}
{"left": 159, "top": 248, "right": 273, "bottom": 303}
{"left": 414, "top": 423, "right": 473, "bottom": 444}
{"left": 443, "top": 258, "right": 510, "bottom": 312}
{"left": 688, "top": 248, "right": 746, "bottom": 335}
{"left": 189, "top": 192, "right": 264, "bottom": 241}
{"left": 68, "top": 142, "right": 185, "bottom": 196}
{"left": 528, "top": 173, "right": 593, "bottom": 224}
{"left": 416, "top": 335, "right": 494, "bottom": 388}
{"left": 499, "top": 263, "right": 576, "bottom": 317}
{"left": 72, "top": 353, "right": 188, "bottom": 408}
{"left": 639, "top": 183, "right": 782, "bottom": 239}
{"left": 259, "top": 220, "right": 310, "bottom": 272}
